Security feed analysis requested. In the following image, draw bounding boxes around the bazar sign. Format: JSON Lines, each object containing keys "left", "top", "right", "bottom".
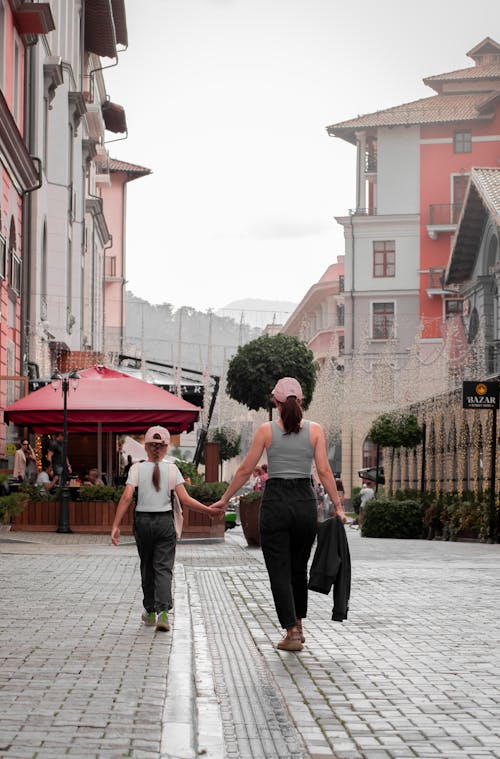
{"left": 462, "top": 381, "right": 499, "bottom": 410}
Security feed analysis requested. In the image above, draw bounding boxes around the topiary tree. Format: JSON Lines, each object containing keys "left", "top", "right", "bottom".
{"left": 209, "top": 426, "right": 242, "bottom": 480}
{"left": 368, "top": 412, "right": 423, "bottom": 495}
{"left": 226, "top": 334, "right": 316, "bottom": 416}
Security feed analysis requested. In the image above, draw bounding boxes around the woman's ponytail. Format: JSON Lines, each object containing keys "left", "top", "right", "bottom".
{"left": 147, "top": 443, "right": 163, "bottom": 491}
{"left": 279, "top": 396, "right": 302, "bottom": 434}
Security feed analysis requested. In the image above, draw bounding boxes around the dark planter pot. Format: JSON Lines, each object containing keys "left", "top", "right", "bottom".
{"left": 239, "top": 494, "right": 262, "bottom": 547}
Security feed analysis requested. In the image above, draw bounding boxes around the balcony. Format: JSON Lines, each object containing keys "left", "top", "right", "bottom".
{"left": 364, "top": 152, "right": 377, "bottom": 173}
{"left": 427, "top": 203, "right": 462, "bottom": 239}
{"left": 426, "top": 268, "right": 446, "bottom": 297}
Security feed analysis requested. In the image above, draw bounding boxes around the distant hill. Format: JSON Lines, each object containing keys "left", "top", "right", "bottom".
{"left": 124, "top": 292, "right": 263, "bottom": 375}
{"left": 216, "top": 299, "right": 297, "bottom": 330}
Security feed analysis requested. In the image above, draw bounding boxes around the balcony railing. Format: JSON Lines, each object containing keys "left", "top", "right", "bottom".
{"left": 364, "top": 153, "right": 377, "bottom": 173}
{"left": 429, "top": 203, "right": 463, "bottom": 225}
{"left": 428, "top": 268, "right": 444, "bottom": 289}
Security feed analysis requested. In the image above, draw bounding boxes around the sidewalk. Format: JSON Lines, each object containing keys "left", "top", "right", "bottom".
{"left": 1, "top": 526, "right": 500, "bottom": 758}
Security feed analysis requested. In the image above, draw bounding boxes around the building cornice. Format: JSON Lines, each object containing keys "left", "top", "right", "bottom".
{"left": 0, "top": 90, "right": 40, "bottom": 193}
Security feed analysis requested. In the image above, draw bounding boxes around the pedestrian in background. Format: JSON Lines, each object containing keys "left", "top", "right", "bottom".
{"left": 13, "top": 439, "right": 37, "bottom": 483}
{"left": 111, "top": 426, "right": 225, "bottom": 632}
{"left": 46, "top": 432, "right": 72, "bottom": 480}
{"left": 212, "top": 377, "right": 346, "bottom": 652}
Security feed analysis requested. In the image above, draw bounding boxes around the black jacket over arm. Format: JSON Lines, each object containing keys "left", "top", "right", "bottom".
{"left": 308, "top": 515, "right": 351, "bottom": 621}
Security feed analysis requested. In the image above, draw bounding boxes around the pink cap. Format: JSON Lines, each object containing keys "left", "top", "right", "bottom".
{"left": 144, "top": 425, "right": 170, "bottom": 445}
{"left": 272, "top": 377, "right": 303, "bottom": 403}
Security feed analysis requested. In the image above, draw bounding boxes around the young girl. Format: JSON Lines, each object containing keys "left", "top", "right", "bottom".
{"left": 111, "top": 426, "right": 224, "bottom": 631}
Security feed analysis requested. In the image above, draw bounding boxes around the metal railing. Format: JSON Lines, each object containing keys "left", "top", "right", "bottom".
{"left": 429, "top": 202, "right": 463, "bottom": 225}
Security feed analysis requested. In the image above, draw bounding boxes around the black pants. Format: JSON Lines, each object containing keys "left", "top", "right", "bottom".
{"left": 259, "top": 478, "right": 317, "bottom": 630}
{"left": 134, "top": 511, "right": 176, "bottom": 613}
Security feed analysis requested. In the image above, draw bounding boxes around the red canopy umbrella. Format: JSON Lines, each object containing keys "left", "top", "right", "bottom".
{"left": 3, "top": 365, "right": 200, "bottom": 434}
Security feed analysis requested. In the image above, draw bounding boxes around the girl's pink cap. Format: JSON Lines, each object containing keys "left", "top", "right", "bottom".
{"left": 272, "top": 377, "right": 303, "bottom": 403}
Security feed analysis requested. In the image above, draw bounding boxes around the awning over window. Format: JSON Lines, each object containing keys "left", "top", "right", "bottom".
{"left": 85, "top": 0, "right": 116, "bottom": 59}
{"left": 102, "top": 101, "right": 127, "bottom": 134}
{"left": 14, "top": 3, "right": 55, "bottom": 36}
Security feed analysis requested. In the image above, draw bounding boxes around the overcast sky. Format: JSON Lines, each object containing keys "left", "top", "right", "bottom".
{"left": 104, "top": 0, "right": 500, "bottom": 315}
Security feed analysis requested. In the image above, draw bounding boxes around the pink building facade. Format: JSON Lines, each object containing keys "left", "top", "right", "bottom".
{"left": 0, "top": 1, "right": 49, "bottom": 457}
{"left": 98, "top": 158, "right": 151, "bottom": 357}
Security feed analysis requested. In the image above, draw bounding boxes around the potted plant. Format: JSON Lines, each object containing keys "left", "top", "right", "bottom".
{"left": 238, "top": 490, "right": 263, "bottom": 546}
{"left": 183, "top": 481, "right": 228, "bottom": 540}
{"left": 0, "top": 491, "right": 29, "bottom": 527}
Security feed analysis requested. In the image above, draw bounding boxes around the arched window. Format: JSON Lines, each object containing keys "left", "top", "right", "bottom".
{"left": 362, "top": 437, "right": 380, "bottom": 469}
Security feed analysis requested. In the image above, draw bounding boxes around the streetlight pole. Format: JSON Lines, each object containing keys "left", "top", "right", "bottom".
{"left": 51, "top": 370, "right": 79, "bottom": 533}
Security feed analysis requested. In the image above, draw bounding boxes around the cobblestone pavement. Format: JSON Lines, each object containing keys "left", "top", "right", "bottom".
{"left": 0, "top": 527, "right": 499, "bottom": 758}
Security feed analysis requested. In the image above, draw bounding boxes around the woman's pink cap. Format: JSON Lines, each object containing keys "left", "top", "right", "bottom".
{"left": 272, "top": 377, "right": 303, "bottom": 403}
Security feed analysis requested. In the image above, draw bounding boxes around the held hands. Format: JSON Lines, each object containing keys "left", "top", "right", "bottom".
{"left": 205, "top": 502, "right": 226, "bottom": 522}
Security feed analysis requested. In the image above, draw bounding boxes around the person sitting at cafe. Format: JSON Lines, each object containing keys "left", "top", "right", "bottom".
{"left": 83, "top": 468, "right": 104, "bottom": 486}
{"left": 36, "top": 460, "right": 58, "bottom": 498}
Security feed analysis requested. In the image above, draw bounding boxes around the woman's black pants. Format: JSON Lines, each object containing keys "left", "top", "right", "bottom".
{"left": 259, "top": 478, "right": 317, "bottom": 630}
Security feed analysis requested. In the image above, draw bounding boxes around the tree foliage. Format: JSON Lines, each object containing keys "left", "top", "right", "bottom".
{"left": 209, "top": 427, "right": 241, "bottom": 463}
{"left": 226, "top": 334, "right": 316, "bottom": 412}
{"left": 368, "top": 412, "right": 423, "bottom": 450}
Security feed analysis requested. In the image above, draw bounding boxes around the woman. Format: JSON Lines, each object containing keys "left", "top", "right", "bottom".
{"left": 13, "top": 439, "right": 37, "bottom": 484}
{"left": 213, "top": 377, "right": 346, "bottom": 652}
{"left": 111, "top": 426, "right": 224, "bottom": 632}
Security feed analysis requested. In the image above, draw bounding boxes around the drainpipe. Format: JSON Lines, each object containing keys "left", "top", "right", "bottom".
{"left": 20, "top": 45, "right": 43, "bottom": 379}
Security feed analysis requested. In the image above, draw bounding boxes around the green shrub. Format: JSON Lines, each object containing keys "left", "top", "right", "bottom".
{"left": 76, "top": 484, "right": 116, "bottom": 502}
{"left": 361, "top": 497, "right": 425, "bottom": 539}
{"left": 18, "top": 484, "right": 61, "bottom": 502}
{"left": 0, "top": 492, "right": 29, "bottom": 521}
{"left": 441, "top": 495, "right": 488, "bottom": 540}
{"left": 186, "top": 481, "right": 228, "bottom": 503}
{"left": 175, "top": 460, "right": 203, "bottom": 485}
{"left": 239, "top": 490, "right": 263, "bottom": 504}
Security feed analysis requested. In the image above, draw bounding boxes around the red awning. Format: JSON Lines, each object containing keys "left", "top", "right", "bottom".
{"left": 3, "top": 365, "right": 200, "bottom": 434}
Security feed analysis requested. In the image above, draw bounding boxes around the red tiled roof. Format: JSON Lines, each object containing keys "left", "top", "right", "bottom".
{"left": 108, "top": 158, "right": 151, "bottom": 178}
{"left": 326, "top": 93, "right": 496, "bottom": 142}
{"left": 469, "top": 167, "right": 500, "bottom": 221}
{"left": 423, "top": 61, "right": 500, "bottom": 86}
{"left": 94, "top": 155, "right": 151, "bottom": 181}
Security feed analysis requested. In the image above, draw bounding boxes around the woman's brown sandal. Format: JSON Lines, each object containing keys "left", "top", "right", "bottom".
{"left": 277, "top": 631, "right": 303, "bottom": 652}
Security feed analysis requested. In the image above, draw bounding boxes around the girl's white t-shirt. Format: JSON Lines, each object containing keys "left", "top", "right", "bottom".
{"left": 126, "top": 461, "right": 184, "bottom": 512}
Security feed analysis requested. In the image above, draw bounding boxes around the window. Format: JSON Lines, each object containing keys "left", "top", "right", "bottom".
{"left": 445, "top": 299, "right": 463, "bottom": 319}
{"left": 454, "top": 131, "right": 472, "bottom": 153}
{"left": 105, "top": 256, "right": 117, "bottom": 277}
{"left": 0, "top": 234, "right": 5, "bottom": 279}
{"left": 452, "top": 174, "right": 469, "bottom": 223}
{"left": 372, "top": 302, "right": 395, "bottom": 339}
{"left": 10, "top": 252, "right": 21, "bottom": 294}
{"left": 337, "top": 304, "right": 344, "bottom": 326}
{"left": 13, "top": 39, "right": 20, "bottom": 121}
{"left": 373, "top": 241, "right": 395, "bottom": 277}
{"left": 338, "top": 275, "right": 344, "bottom": 292}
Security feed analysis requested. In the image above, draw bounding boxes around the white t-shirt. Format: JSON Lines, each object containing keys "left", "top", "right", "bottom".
{"left": 36, "top": 471, "right": 51, "bottom": 496}
{"left": 127, "top": 461, "right": 185, "bottom": 512}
